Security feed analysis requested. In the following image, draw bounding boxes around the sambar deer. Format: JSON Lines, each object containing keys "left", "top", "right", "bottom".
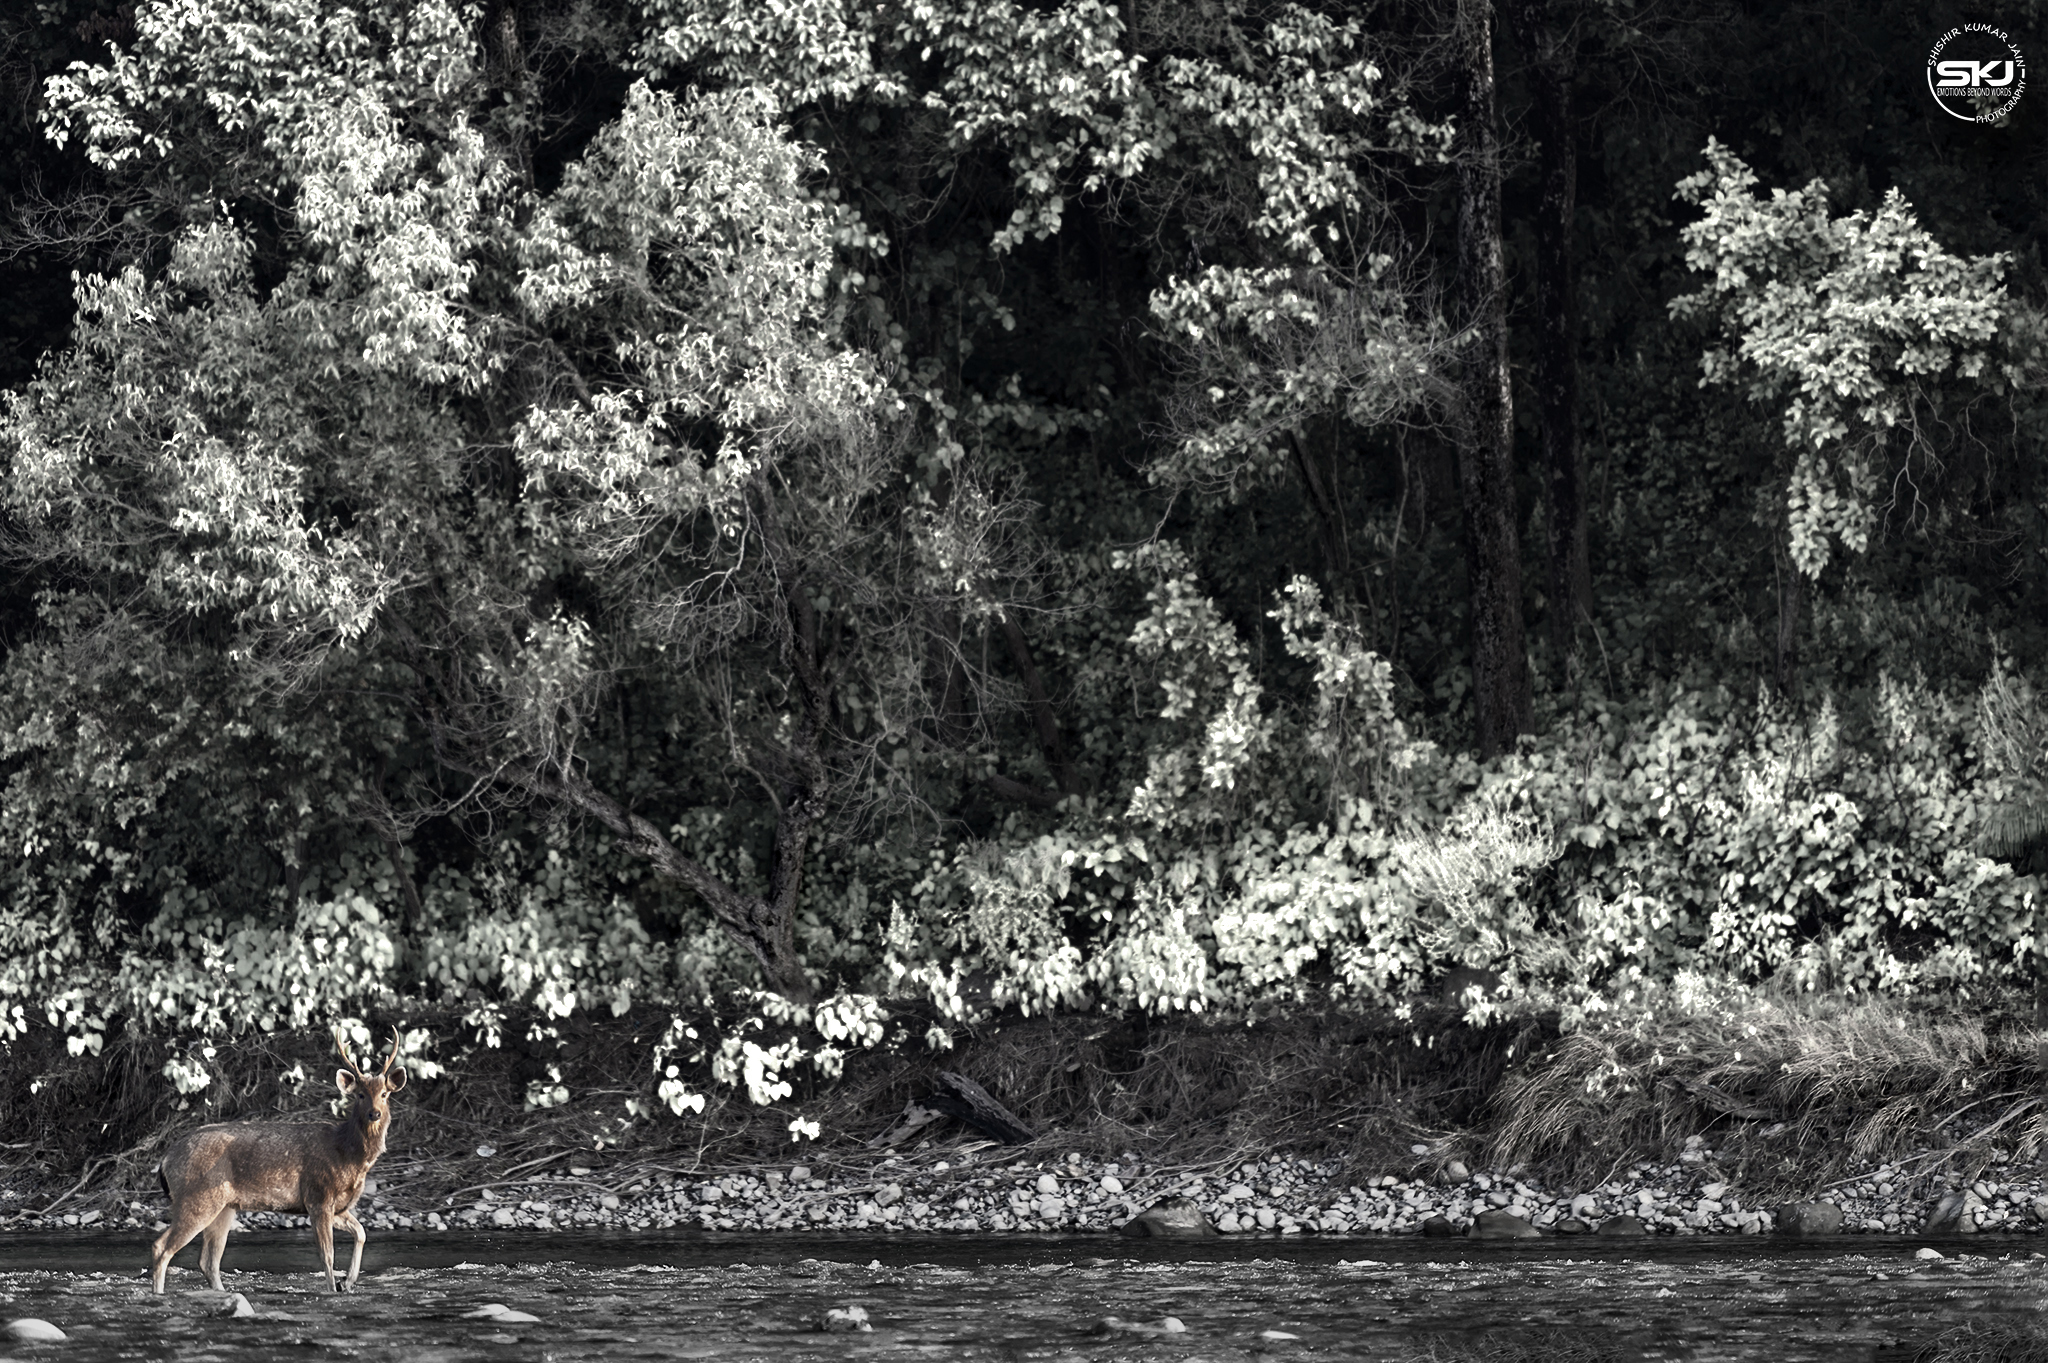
{"left": 150, "top": 1027, "right": 407, "bottom": 1294}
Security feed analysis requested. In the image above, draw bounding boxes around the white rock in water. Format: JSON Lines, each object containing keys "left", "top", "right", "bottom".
{"left": 1101, "top": 1175, "right": 1124, "bottom": 1195}
{"left": 1915, "top": 1247, "right": 1945, "bottom": 1261}
{"left": 229, "top": 1294, "right": 256, "bottom": 1318}
{"left": 6, "top": 1319, "right": 67, "bottom": 1342}
{"left": 1099, "top": 1316, "right": 1186, "bottom": 1337}
{"left": 1036, "top": 1174, "right": 1060, "bottom": 1195}
{"left": 1261, "top": 1330, "right": 1302, "bottom": 1341}
{"left": 820, "top": 1305, "right": 872, "bottom": 1333}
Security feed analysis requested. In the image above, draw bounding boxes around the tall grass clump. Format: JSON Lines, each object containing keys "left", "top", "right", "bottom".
{"left": 1488, "top": 974, "right": 2045, "bottom": 1187}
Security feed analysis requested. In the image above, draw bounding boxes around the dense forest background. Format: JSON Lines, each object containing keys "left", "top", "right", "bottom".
{"left": 0, "top": 0, "right": 2043, "bottom": 1103}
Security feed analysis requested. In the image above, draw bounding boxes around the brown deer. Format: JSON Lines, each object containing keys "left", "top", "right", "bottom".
{"left": 150, "top": 1027, "right": 407, "bottom": 1294}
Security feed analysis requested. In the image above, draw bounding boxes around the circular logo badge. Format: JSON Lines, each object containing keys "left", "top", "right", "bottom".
{"left": 1927, "top": 25, "right": 2027, "bottom": 123}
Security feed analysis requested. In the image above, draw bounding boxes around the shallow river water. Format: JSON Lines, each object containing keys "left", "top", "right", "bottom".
{"left": 2, "top": 1231, "right": 2043, "bottom": 1362}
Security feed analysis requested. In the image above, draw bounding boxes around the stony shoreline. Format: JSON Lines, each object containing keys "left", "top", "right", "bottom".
{"left": 33, "top": 1136, "right": 2048, "bottom": 1243}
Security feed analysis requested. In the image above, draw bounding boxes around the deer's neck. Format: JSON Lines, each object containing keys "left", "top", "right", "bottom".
{"left": 334, "top": 1110, "right": 387, "bottom": 1167}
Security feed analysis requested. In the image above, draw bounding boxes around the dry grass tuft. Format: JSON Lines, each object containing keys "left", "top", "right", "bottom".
{"left": 1488, "top": 977, "right": 2045, "bottom": 1191}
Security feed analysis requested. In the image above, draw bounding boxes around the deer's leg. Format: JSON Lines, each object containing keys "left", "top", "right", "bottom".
{"left": 151, "top": 1196, "right": 222, "bottom": 1295}
{"left": 198, "top": 1206, "right": 236, "bottom": 1291}
{"left": 336, "top": 1210, "right": 367, "bottom": 1290}
{"left": 312, "top": 1208, "right": 340, "bottom": 1293}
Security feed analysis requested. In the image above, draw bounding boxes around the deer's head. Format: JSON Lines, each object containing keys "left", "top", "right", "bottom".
{"left": 333, "top": 1027, "right": 408, "bottom": 1136}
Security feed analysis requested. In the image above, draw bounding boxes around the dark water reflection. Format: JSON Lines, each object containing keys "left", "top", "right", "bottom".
{"left": 1, "top": 1231, "right": 2042, "bottom": 1361}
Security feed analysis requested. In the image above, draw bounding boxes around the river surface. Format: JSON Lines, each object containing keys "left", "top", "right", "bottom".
{"left": 1, "top": 1231, "right": 2043, "bottom": 1362}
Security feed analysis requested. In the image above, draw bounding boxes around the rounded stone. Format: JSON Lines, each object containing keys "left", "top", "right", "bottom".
{"left": 1117, "top": 1195, "right": 1218, "bottom": 1238}
{"left": 1596, "top": 1215, "right": 1648, "bottom": 1237}
{"left": 5, "top": 1319, "right": 66, "bottom": 1342}
{"left": 1469, "top": 1210, "right": 1540, "bottom": 1239}
{"left": 1920, "top": 1192, "right": 1980, "bottom": 1235}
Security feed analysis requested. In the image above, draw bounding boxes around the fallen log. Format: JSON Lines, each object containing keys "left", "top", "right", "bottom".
{"left": 923, "top": 1072, "right": 1036, "bottom": 1145}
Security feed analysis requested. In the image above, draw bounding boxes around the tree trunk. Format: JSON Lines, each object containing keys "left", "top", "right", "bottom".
{"left": 998, "top": 613, "right": 1080, "bottom": 797}
{"left": 1773, "top": 522, "right": 1803, "bottom": 702}
{"left": 1455, "top": 0, "right": 1532, "bottom": 759}
{"left": 1288, "top": 425, "right": 1353, "bottom": 598}
{"left": 1507, "top": 0, "right": 1590, "bottom": 673}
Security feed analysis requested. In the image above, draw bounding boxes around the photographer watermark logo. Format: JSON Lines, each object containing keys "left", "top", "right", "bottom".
{"left": 1928, "top": 24, "right": 2026, "bottom": 122}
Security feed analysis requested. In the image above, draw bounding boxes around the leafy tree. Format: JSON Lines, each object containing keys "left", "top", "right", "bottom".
{"left": 4, "top": 0, "right": 1050, "bottom": 1001}
{"left": 1669, "top": 138, "right": 2042, "bottom": 691}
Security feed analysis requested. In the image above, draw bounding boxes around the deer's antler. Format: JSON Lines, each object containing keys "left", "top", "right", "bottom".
{"left": 379, "top": 1027, "right": 403, "bottom": 1077}
{"left": 334, "top": 1026, "right": 366, "bottom": 1079}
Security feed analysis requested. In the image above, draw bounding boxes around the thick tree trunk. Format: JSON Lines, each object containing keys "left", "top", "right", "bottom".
{"left": 1455, "top": 0, "right": 1532, "bottom": 759}
{"left": 998, "top": 613, "right": 1080, "bottom": 797}
{"left": 1773, "top": 524, "right": 1803, "bottom": 702}
{"left": 1507, "top": 0, "right": 1591, "bottom": 673}
{"left": 1287, "top": 426, "right": 1353, "bottom": 598}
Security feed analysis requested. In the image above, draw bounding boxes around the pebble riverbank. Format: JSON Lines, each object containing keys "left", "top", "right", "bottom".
{"left": 28, "top": 1134, "right": 2048, "bottom": 1241}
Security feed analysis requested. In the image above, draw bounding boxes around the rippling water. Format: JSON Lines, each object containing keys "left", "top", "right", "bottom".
{"left": 2, "top": 1231, "right": 2043, "bottom": 1361}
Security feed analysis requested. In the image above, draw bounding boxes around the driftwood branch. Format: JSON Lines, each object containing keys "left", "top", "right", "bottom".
{"left": 926, "top": 1072, "right": 1036, "bottom": 1145}
{"left": 867, "top": 1072, "right": 1037, "bottom": 1148}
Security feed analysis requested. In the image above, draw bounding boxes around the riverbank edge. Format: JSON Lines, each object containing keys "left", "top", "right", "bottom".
{"left": 17, "top": 1139, "right": 2048, "bottom": 1247}
{"left": 1, "top": 986, "right": 2042, "bottom": 1243}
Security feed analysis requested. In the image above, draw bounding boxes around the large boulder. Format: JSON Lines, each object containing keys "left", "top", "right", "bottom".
{"left": 1774, "top": 1201, "right": 1843, "bottom": 1237}
{"left": 1595, "top": 1215, "right": 1647, "bottom": 1237}
{"left": 1468, "top": 1210, "right": 1540, "bottom": 1239}
{"left": 1118, "top": 1196, "right": 1218, "bottom": 1238}
{"left": 1921, "top": 1191, "right": 1982, "bottom": 1235}
{"left": 1420, "top": 1216, "right": 1457, "bottom": 1237}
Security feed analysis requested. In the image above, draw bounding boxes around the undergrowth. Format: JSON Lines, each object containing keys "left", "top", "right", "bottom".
{"left": 0, "top": 979, "right": 2040, "bottom": 1221}
{"left": 1492, "top": 975, "right": 2047, "bottom": 1189}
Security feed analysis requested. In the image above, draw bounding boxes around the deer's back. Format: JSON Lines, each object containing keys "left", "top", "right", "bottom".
{"left": 164, "top": 1122, "right": 362, "bottom": 1214}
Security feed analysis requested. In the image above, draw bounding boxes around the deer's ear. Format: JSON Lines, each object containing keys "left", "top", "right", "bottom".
{"left": 387, "top": 1066, "right": 407, "bottom": 1093}
{"left": 335, "top": 1069, "right": 357, "bottom": 1094}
